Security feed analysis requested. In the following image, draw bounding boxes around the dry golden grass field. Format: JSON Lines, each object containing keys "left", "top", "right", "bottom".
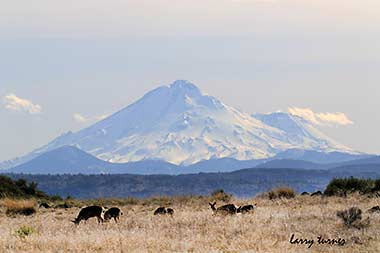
{"left": 0, "top": 195, "right": 379, "bottom": 253}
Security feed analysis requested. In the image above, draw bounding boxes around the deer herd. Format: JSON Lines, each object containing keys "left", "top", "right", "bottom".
{"left": 71, "top": 202, "right": 256, "bottom": 225}
{"left": 72, "top": 206, "right": 123, "bottom": 225}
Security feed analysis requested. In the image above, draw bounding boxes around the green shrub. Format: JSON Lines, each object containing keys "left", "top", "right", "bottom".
{"left": 324, "top": 177, "right": 377, "bottom": 196}
{"left": 372, "top": 179, "right": 380, "bottom": 192}
{"left": 49, "top": 195, "right": 63, "bottom": 202}
{"left": 16, "top": 226, "right": 35, "bottom": 238}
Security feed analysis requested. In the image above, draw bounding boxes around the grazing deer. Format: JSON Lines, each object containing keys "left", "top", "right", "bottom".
{"left": 72, "top": 206, "right": 105, "bottom": 225}
{"left": 39, "top": 202, "right": 51, "bottom": 209}
{"left": 104, "top": 207, "right": 123, "bottom": 223}
{"left": 209, "top": 202, "right": 237, "bottom": 215}
{"left": 310, "top": 191, "right": 323, "bottom": 197}
{"left": 368, "top": 206, "right": 380, "bottom": 213}
{"left": 237, "top": 204, "right": 256, "bottom": 214}
{"left": 166, "top": 208, "right": 174, "bottom": 215}
{"left": 154, "top": 207, "right": 167, "bottom": 215}
{"left": 154, "top": 207, "right": 174, "bottom": 216}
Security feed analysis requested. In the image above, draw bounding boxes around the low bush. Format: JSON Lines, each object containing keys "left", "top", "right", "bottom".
{"left": 1, "top": 198, "right": 37, "bottom": 216}
{"left": 267, "top": 187, "right": 296, "bottom": 200}
{"left": 336, "top": 206, "right": 370, "bottom": 230}
{"left": 325, "top": 177, "right": 380, "bottom": 196}
{"left": 210, "top": 189, "right": 232, "bottom": 202}
{"left": 16, "top": 225, "right": 35, "bottom": 238}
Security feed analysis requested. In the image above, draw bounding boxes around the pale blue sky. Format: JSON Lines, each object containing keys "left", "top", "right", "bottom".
{"left": 1, "top": 0, "right": 380, "bottom": 160}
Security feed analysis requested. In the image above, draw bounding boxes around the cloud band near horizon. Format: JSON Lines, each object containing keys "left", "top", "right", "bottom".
{"left": 288, "top": 107, "right": 354, "bottom": 126}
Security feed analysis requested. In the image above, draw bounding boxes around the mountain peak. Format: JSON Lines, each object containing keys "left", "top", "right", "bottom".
{"left": 169, "top": 80, "right": 199, "bottom": 90}
{"left": 165, "top": 80, "right": 202, "bottom": 99}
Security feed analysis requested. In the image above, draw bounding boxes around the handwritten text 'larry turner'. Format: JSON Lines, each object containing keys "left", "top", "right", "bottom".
{"left": 289, "top": 234, "right": 346, "bottom": 248}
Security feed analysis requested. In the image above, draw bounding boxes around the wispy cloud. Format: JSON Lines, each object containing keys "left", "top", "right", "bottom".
{"left": 95, "top": 114, "right": 108, "bottom": 121}
{"left": 3, "top": 93, "right": 42, "bottom": 114}
{"left": 288, "top": 107, "right": 353, "bottom": 126}
{"left": 73, "top": 113, "right": 88, "bottom": 123}
{"left": 73, "top": 113, "right": 109, "bottom": 123}
{"left": 316, "top": 112, "right": 354, "bottom": 126}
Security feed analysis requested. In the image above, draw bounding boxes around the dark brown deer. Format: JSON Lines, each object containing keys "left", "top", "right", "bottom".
{"left": 209, "top": 202, "right": 237, "bottom": 215}
{"left": 154, "top": 207, "right": 167, "bottom": 215}
{"left": 310, "top": 191, "right": 323, "bottom": 197}
{"left": 368, "top": 206, "right": 380, "bottom": 213}
{"left": 237, "top": 204, "right": 256, "bottom": 214}
{"left": 166, "top": 208, "right": 174, "bottom": 215}
{"left": 72, "top": 206, "right": 105, "bottom": 225}
{"left": 154, "top": 207, "right": 174, "bottom": 216}
{"left": 39, "top": 202, "right": 51, "bottom": 209}
{"left": 104, "top": 207, "right": 123, "bottom": 223}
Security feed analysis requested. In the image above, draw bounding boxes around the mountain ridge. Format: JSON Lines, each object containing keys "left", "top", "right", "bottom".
{"left": 6, "top": 145, "right": 375, "bottom": 175}
{"left": 5, "top": 166, "right": 380, "bottom": 199}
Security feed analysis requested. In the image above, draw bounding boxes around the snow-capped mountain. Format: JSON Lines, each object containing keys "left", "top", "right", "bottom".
{"left": 1, "top": 80, "right": 354, "bottom": 168}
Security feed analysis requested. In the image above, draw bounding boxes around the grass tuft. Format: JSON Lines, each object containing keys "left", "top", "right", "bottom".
{"left": 16, "top": 226, "right": 35, "bottom": 239}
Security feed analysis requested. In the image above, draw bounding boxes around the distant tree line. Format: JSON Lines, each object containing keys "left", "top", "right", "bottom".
{"left": 2, "top": 172, "right": 380, "bottom": 200}
{"left": 0, "top": 175, "right": 52, "bottom": 199}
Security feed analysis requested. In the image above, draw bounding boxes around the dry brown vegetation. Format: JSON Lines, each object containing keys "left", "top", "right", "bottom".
{"left": 0, "top": 194, "right": 380, "bottom": 253}
{"left": 0, "top": 198, "right": 37, "bottom": 217}
{"left": 264, "top": 186, "right": 297, "bottom": 200}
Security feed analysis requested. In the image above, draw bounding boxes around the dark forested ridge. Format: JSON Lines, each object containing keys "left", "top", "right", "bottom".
{"left": 0, "top": 175, "right": 49, "bottom": 199}
{"left": 4, "top": 167, "right": 380, "bottom": 199}
{"left": 6, "top": 145, "right": 375, "bottom": 175}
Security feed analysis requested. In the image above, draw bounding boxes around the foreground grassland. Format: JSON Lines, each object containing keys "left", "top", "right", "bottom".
{"left": 0, "top": 195, "right": 379, "bottom": 253}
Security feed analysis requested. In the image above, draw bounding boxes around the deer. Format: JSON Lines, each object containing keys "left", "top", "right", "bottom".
{"left": 209, "top": 202, "right": 237, "bottom": 215}
{"left": 237, "top": 204, "right": 256, "bottom": 214}
{"left": 166, "top": 208, "right": 174, "bottom": 215}
{"left": 39, "top": 202, "right": 51, "bottom": 209}
{"left": 154, "top": 207, "right": 167, "bottom": 215}
{"left": 154, "top": 207, "right": 174, "bottom": 216}
{"left": 310, "top": 191, "right": 323, "bottom": 197}
{"left": 104, "top": 207, "right": 123, "bottom": 223}
{"left": 72, "top": 205, "right": 105, "bottom": 225}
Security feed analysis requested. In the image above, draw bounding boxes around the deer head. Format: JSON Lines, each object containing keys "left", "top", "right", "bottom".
{"left": 209, "top": 202, "right": 217, "bottom": 212}
{"left": 72, "top": 218, "right": 80, "bottom": 225}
